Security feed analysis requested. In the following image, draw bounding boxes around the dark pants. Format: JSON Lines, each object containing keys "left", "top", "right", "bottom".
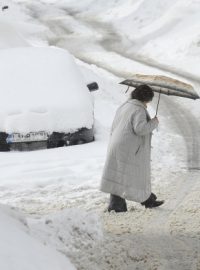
{"left": 108, "top": 194, "right": 127, "bottom": 212}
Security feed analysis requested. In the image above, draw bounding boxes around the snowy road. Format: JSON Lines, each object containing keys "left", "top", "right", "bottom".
{"left": 1, "top": 1, "right": 200, "bottom": 270}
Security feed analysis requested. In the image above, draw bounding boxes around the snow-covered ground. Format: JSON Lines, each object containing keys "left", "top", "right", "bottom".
{"left": 0, "top": 1, "right": 200, "bottom": 270}
{"left": 30, "top": 0, "right": 200, "bottom": 79}
{"left": 0, "top": 205, "right": 76, "bottom": 270}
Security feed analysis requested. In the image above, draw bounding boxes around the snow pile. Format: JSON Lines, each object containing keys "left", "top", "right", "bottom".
{"left": 0, "top": 46, "right": 93, "bottom": 133}
{"left": 0, "top": 205, "right": 76, "bottom": 270}
{"left": 33, "top": 0, "right": 200, "bottom": 78}
{"left": 117, "top": 0, "right": 200, "bottom": 77}
{"left": 0, "top": 20, "right": 29, "bottom": 48}
{"left": 0, "top": 0, "right": 48, "bottom": 48}
{"left": 49, "top": 0, "right": 141, "bottom": 19}
{"left": 28, "top": 208, "right": 103, "bottom": 267}
{"left": 104, "top": 0, "right": 200, "bottom": 78}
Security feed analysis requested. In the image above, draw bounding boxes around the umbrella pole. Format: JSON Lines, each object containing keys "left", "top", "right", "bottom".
{"left": 155, "top": 90, "right": 161, "bottom": 116}
{"left": 125, "top": 86, "right": 130, "bottom": 93}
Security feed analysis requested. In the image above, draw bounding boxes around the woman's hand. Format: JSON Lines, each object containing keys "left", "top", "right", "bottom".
{"left": 153, "top": 116, "right": 159, "bottom": 123}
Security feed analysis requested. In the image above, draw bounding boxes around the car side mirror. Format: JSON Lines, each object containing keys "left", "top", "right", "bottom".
{"left": 87, "top": 82, "right": 99, "bottom": 92}
{"left": 2, "top": 6, "right": 9, "bottom": 11}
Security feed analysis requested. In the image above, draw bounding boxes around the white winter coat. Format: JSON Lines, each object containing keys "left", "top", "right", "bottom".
{"left": 100, "top": 99, "right": 158, "bottom": 203}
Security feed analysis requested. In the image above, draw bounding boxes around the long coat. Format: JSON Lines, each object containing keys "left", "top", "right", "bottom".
{"left": 100, "top": 99, "right": 158, "bottom": 203}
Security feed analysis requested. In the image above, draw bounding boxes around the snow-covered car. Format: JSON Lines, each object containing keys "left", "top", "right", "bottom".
{"left": 0, "top": 47, "right": 98, "bottom": 151}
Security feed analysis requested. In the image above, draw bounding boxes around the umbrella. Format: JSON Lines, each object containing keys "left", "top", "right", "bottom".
{"left": 120, "top": 74, "right": 200, "bottom": 115}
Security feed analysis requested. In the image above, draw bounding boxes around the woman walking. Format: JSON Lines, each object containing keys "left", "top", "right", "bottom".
{"left": 100, "top": 84, "right": 164, "bottom": 212}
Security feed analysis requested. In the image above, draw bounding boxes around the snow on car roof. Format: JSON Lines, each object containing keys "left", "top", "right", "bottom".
{"left": 0, "top": 47, "right": 93, "bottom": 133}
{"left": 0, "top": 19, "right": 29, "bottom": 49}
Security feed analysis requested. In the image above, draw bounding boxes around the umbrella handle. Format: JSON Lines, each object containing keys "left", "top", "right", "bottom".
{"left": 155, "top": 89, "right": 161, "bottom": 116}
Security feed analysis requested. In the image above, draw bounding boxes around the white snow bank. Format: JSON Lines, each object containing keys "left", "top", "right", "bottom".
{"left": 29, "top": 208, "right": 102, "bottom": 258}
{"left": 0, "top": 20, "right": 29, "bottom": 48}
{"left": 0, "top": 46, "right": 93, "bottom": 133}
{"left": 90, "top": 0, "right": 200, "bottom": 78}
{"left": 36, "top": 0, "right": 200, "bottom": 78}
{"left": 124, "top": 0, "right": 200, "bottom": 75}
{"left": 0, "top": 0, "right": 31, "bottom": 48}
{"left": 0, "top": 0, "right": 49, "bottom": 47}
{"left": 53, "top": 0, "right": 142, "bottom": 20}
{"left": 0, "top": 205, "right": 76, "bottom": 270}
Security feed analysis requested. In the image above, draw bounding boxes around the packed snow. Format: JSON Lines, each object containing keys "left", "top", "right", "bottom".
{"left": 0, "top": 205, "right": 76, "bottom": 270}
{"left": 0, "top": 19, "right": 29, "bottom": 48}
{"left": 18, "top": 0, "right": 200, "bottom": 79}
{"left": 0, "top": 1, "right": 200, "bottom": 270}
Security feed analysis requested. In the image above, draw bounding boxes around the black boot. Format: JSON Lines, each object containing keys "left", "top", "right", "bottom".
{"left": 141, "top": 193, "right": 164, "bottom": 208}
{"left": 151, "top": 192, "right": 157, "bottom": 201}
{"left": 144, "top": 200, "right": 164, "bottom": 208}
{"left": 108, "top": 194, "right": 127, "bottom": 213}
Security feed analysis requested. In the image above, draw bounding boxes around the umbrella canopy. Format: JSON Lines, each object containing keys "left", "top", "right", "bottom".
{"left": 120, "top": 74, "right": 199, "bottom": 100}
